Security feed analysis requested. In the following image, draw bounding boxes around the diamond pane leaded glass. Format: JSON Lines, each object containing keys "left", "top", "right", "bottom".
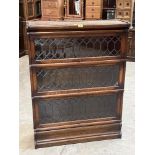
{"left": 36, "top": 64, "right": 119, "bottom": 92}
{"left": 34, "top": 36, "right": 121, "bottom": 60}
{"left": 38, "top": 94, "right": 117, "bottom": 124}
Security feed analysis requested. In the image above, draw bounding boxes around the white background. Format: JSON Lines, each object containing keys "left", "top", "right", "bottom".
{"left": 0, "top": 0, "right": 155, "bottom": 154}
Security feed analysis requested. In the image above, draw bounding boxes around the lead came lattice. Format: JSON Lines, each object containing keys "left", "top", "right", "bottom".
{"left": 34, "top": 36, "right": 121, "bottom": 60}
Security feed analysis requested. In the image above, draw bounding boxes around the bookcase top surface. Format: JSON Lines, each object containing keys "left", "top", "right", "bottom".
{"left": 27, "top": 19, "right": 130, "bottom": 31}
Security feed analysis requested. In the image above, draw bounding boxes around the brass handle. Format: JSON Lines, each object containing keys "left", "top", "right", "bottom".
{"left": 92, "top": 2, "right": 94, "bottom": 5}
{"left": 92, "top": 8, "right": 94, "bottom": 11}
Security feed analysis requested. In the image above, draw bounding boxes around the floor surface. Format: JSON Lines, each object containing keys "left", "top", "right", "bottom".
{"left": 19, "top": 55, "right": 135, "bottom": 155}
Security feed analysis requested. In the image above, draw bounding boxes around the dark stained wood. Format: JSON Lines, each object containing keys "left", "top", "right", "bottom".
{"left": 120, "top": 30, "right": 129, "bottom": 58}
{"left": 35, "top": 131, "right": 121, "bottom": 148}
{"left": 118, "top": 61, "right": 126, "bottom": 88}
{"left": 35, "top": 56, "right": 123, "bottom": 64}
{"left": 35, "top": 86, "right": 121, "bottom": 97}
{"left": 37, "top": 119, "right": 121, "bottom": 131}
{"left": 19, "top": 19, "right": 26, "bottom": 58}
{"left": 32, "top": 100, "right": 40, "bottom": 129}
{"left": 32, "top": 88, "right": 123, "bottom": 100}
{"left": 27, "top": 20, "right": 130, "bottom": 32}
{"left": 29, "top": 39, "right": 36, "bottom": 64}
{"left": 117, "top": 91, "right": 124, "bottom": 120}
{"left": 127, "top": 28, "right": 135, "bottom": 61}
{"left": 28, "top": 30, "right": 128, "bottom": 39}
{"left": 36, "top": 123, "right": 121, "bottom": 140}
{"left": 27, "top": 19, "right": 129, "bottom": 148}
{"left": 30, "top": 59, "right": 127, "bottom": 68}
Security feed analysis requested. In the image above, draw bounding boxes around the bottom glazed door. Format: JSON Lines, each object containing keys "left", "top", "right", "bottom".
{"left": 38, "top": 93, "right": 118, "bottom": 124}
{"left": 33, "top": 90, "right": 123, "bottom": 148}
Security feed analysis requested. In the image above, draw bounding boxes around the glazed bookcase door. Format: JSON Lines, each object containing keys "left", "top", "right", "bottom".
{"left": 29, "top": 32, "right": 128, "bottom": 64}
{"left": 65, "top": 0, "right": 84, "bottom": 19}
{"left": 38, "top": 94, "right": 118, "bottom": 124}
{"left": 32, "top": 90, "right": 123, "bottom": 127}
{"left": 27, "top": 0, "right": 35, "bottom": 18}
{"left": 26, "top": 0, "right": 41, "bottom": 19}
{"left": 102, "top": 0, "right": 116, "bottom": 20}
{"left": 34, "top": 0, "right": 41, "bottom": 17}
{"left": 32, "top": 88, "right": 124, "bottom": 149}
{"left": 31, "top": 61, "right": 125, "bottom": 94}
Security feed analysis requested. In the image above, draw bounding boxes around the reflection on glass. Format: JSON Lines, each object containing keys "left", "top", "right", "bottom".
{"left": 35, "top": 1, "right": 41, "bottom": 16}
{"left": 69, "top": 0, "right": 81, "bottom": 15}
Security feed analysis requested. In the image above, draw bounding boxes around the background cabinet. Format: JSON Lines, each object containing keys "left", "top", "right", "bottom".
{"left": 19, "top": 17, "right": 25, "bottom": 57}
{"left": 19, "top": 0, "right": 41, "bottom": 57}
{"left": 20, "top": 0, "right": 41, "bottom": 20}
{"left": 116, "top": 0, "right": 132, "bottom": 21}
{"left": 127, "top": 1, "right": 135, "bottom": 61}
{"left": 19, "top": 0, "right": 135, "bottom": 60}
{"left": 102, "top": 0, "right": 133, "bottom": 22}
{"left": 128, "top": 28, "right": 135, "bottom": 61}
{"left": 85, "top": 0, "right": 103, "bottom": 19}
{"left": 41, "top": 0, "right": 64, "bottom": 20}
{"left": 102, "top": 0, "right": 116, "bottom": 19}
{"left": 65, "top": 0, "right": 84, "bottom": 19}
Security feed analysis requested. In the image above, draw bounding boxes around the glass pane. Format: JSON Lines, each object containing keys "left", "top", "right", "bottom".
{"left": 108, "top": 0, "right": 116, "bottom": 8}
{"left": 34, "top": 36, "right": 121, "bottom": 60}
{"left": 35, "top": 1, "right": 41, "bottom": 16}
{"left": 36, "top": 64, "right": 119, "bottom": 92}
{"left": 69, "top": 0, "right": 81, "bottom": 15}
{"left": 38, "top": 94, "right": 118, "bottom": 124}
{"left": 107, "top": 10, "right": 115, "bottom": 19}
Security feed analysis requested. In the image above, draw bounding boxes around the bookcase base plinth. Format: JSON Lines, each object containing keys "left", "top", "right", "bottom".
{"left": 35, "top": 122, "right": 122, "bottom": 149}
